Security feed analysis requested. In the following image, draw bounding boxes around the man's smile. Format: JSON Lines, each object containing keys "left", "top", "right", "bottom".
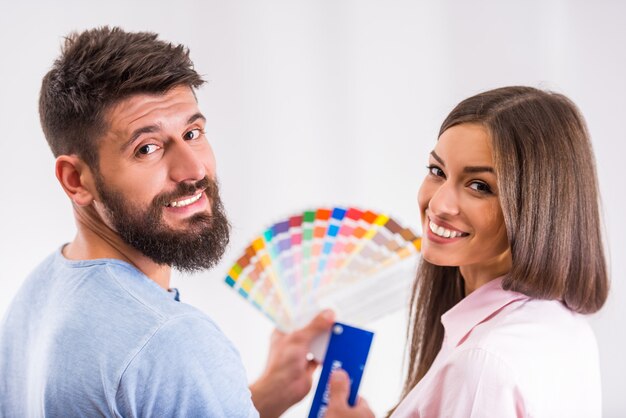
{"left": 165, "top": 192, "right": 203, "bottom": 208}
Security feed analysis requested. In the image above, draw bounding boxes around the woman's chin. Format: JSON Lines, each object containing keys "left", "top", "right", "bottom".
{"left": 422, "top": 251, "right": 456, "bottom": 267}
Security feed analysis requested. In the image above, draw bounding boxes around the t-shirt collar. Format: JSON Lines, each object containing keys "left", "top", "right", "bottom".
{"left": 168, "top": 287, "right": 181, "bottom": 302}
{"left": 441, "top": 277, "right": 528, "bottom": 348}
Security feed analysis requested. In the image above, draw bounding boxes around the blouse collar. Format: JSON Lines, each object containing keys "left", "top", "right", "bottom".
{"left": 441, "top": 277, "right": 528, "bottom": 348}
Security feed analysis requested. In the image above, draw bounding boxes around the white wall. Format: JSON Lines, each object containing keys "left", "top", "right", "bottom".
{"left": 1, "top": 1, "right": 624, "bottom": 416}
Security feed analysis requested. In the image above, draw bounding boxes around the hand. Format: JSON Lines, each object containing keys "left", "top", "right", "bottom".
{"left": 325, "top": 369, "right": 375, "bottom": 418}
{"left": 250, "top": 310, "right": 335, "bottom": 418}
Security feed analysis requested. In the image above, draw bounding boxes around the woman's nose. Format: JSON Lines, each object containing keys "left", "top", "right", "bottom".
{"left": 427, "top": 181, "right": 460, "bottom": 217}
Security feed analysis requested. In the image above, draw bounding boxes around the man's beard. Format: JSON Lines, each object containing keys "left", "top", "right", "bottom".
{"left": 93, "top": 174, "right": 230, "bottom": 273}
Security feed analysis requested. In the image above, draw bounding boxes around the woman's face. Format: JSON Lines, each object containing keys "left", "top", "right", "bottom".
{"left": 418, "top": 123, "right": 511, "bottom": 283}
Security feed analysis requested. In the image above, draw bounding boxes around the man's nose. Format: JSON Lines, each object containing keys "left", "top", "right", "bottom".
{"left": 167, "top": 141, "right": 208, "bottom": 183}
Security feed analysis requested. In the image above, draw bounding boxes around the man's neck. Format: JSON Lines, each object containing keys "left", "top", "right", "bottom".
{"left": 64, "top": 205, "right": 172, "bottom": 290}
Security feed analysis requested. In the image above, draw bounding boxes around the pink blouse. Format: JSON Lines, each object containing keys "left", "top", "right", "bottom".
{"left": 392, "top": 278, "right": 601, "bottom": 418}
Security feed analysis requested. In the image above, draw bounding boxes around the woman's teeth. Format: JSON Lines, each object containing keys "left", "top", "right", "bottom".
{"left": 429, "top": 220, "right": 465, "bottom": 238}
{"left": 167, "top": 193, "right": 202, "bottom": 208}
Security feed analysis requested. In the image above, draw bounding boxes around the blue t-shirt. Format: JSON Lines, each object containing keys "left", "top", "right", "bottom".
{"left": 0, "top": 249, "right": 258, "bottom": 417}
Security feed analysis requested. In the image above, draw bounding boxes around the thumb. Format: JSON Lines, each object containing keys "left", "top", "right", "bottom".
{"left": 295, "top": 309, "right": 335, "bottom": 342}
{"left": 328, "top": 369, "right": 351, "bottom": 404}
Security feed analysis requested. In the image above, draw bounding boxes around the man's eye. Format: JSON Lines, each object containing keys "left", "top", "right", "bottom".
{"left": 136, "top": 144, "right": 159, "bottom": 156}
{"left": 469, "top": 181, "right": 493, "bottom": 194}
{"left": 184, "top": 129, "right": 203, "bottom": 140}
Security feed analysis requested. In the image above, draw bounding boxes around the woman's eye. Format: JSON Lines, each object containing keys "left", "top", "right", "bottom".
{"left": 184, "top": 129, "right": 202, "bottom": 141}
{"left": 427, "top": 165, "right": 445, "bottom": 178}
{"left": 136, "top": 144, "right": 159, "bottom": 156}
{"left": 469, "top": 181, "right": 492, "bottom": 194}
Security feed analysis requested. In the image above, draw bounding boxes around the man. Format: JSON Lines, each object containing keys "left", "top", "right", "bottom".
{"left": 0, "top": 26, "right": 333, "bottom": 417}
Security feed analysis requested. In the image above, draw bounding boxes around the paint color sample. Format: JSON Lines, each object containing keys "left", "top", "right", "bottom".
{"left": 224, "top": 206, "right": 421, "bottom": 331}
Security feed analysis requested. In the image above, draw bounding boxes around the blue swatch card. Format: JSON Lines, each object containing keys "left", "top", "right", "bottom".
{"left": 308, "top": 322, "right": 374, "bottom": 418}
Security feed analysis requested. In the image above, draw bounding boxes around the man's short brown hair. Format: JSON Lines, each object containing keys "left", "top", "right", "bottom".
{"left": 39, "top": 26, "right": 205, "bottom": 168}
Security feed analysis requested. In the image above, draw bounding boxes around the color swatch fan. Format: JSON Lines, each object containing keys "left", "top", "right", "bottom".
{"left": 224, "top": 207, "right": 421, "bottom": 331}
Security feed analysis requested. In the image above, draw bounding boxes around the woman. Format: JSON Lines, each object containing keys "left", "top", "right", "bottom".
{"left": 326, "top": 86, "right": 609, "bottom": 417}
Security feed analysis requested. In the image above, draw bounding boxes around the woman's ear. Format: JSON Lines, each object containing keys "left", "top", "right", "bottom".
{"left": 55, "top": 155, "right": 97, "bottom": 207}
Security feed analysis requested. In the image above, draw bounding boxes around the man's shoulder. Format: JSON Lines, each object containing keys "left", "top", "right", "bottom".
{"left": 127, "top": 313, "right": 238, "bottom": 365}
{"left": 8, "top": 246, "right": 235, "bottom": 382}
{"left": 23, "top": 248, "right": 195, "bottom": 319}
{"left": 114, "top": 305, "right": 256, "bottom": 417}
{"left": 1, "top": 249, "right": 258, "bottom": 418}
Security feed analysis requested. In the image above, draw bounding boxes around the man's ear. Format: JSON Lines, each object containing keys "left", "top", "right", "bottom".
{"left": 55, "top": 155, "right": 97, "bottom": 207}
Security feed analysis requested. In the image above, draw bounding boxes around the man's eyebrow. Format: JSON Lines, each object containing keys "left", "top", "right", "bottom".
{"left": 123, "top": 125, "right": 161, "bottom": 152}
{"left": 187, "top": 112, "right": 206, "bottom": 125}
{"left": 121, "top": 113, "right": 206, "bottom": 152}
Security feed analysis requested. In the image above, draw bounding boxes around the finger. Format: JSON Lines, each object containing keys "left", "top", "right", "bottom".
{"left": 306, "top": 358, "right": 318, "bottom": 371}
{"left": 354, "top": 396, "right": 375, "bottom": 418}
{"left": 295, "top": 309, "right": 335, "bottom": 342}
{"left": 305, "top": 357, "right": 324, "bottom": 379}
{"left": 355, "top": 396, "right": 371, "bottom": 410}
{"left": 328, "top": 369, "right": 351, "bottom": 403}
{"left": 270, "top": 328, "right": 286, "bottom": 342}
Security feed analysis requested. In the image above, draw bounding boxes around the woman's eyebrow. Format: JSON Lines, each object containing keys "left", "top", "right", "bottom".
{"left": 463, "top": 166, "right": 494, "bottom": 174}
{"left": 430, "top": 150, "right": 444, "bottom": 166}
{"left": 431, "top": 150, "right": 494, "bottom": 173}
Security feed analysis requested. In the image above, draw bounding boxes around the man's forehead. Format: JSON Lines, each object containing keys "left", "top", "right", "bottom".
{"left": 106, "top": 86, "right": 199, "bottom": 133}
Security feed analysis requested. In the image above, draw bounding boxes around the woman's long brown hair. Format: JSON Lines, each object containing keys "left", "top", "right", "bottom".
{"left": 394, "top": 86, "right": 609, "bottom": 411}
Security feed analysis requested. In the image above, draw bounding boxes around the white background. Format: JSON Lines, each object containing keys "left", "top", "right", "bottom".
{"left": 1, "top": 1, "right": 625, "bottom": 416}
